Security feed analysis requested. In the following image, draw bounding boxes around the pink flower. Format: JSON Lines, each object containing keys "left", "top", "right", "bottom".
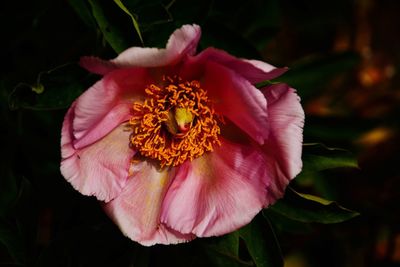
{"left": 60, "top": 24, "right": 304, "bottom": 246}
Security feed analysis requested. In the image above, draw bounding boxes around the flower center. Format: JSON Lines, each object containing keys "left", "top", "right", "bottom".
{"left": 129, "top": 76, "right": 222, "bottom": 167}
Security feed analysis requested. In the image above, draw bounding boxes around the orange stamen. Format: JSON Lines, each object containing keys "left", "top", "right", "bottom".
{"left": 129, "top": 76, "right": 221, "bottom": 168}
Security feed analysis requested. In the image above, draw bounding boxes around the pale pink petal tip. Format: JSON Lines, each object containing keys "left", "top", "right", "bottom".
{"left": 244, "top": 59, "right": 288, "bottom": 78}
{"left": 165, "top": 24, "right": 201, "bottom": 57}
{"left": 189, "top": 47, "right": 288, "bottom": 84}
{"left": 111, "top": 24, "right": 201, "bottom": 68}
{"left": 79, "top": 56, "right": 117, "bottom": 75}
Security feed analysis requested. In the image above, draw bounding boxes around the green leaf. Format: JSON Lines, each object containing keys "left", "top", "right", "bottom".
{"left": 67, "top": 0, "right": 97, "bottom": 29}
{"left": 302, "top": 143, "right": 358, "bottom": 173}
{"left": 263, "top": 209, "right": 313, "bottom": 234}
{"left": 203, "top": 232, "right": 251, "bottom": 267}
{"left": 122, "top": 1, "right": 173, "bottom": 48}
{"left": 296, "top": 143, "right": 358, "bottom": 187}
{"left": 303, "top": 153, "right": 357, "bottom": 172}
{"left": 113, "top": 0, "right": 144, "bottom": 45}
{"left": 208, "top": 232, "right": 239, "bottom": 256}
{"left": 239, "top": 215, "right": 283, "bottom": 267}
{"left": 8, "top": 63, "right": 95, "bottom": 110}
{"left": 255, "top": 80, "right": 280, "bottom": 88}
{"left": 88, "top": 0, "right": 132, "bottom": 53}
{"left": 270, "top": 188, "right": 359, "bottom": 224}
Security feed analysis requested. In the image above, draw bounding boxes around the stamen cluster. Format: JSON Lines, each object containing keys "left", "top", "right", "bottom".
{"left": 129, "top": 76, "right": 221, "bottom": 167}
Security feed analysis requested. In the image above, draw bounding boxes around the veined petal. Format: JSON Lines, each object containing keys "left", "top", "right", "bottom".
{"left": 103, "top": 161, "right": 195, "bottom": 246}
{"left": 80, "top": 24, "right": 201, "bottom": 75}
{"left": 203, "top": 61, "right": 269, "bottom": 144}
{"left": 261, "top": 83, "right": 304, "bottom": 201}
{"left": 183, "top": 48, "right": 287, "bottom": 84}
{"left": 61, "top": 123, "right": 134, "bottom": 202}
{"left": 73, "top": 67, "right": 152, "bottom": 148}
{"left": 161, "top": 138, "right": 271, "bottom": 237}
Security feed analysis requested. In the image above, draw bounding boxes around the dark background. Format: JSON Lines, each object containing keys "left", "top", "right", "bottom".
{"left": 1, "top": 0, "right": 400, "bottom": 266}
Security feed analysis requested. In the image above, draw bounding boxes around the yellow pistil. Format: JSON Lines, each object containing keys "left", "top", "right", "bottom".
{"left": 174, "top": 107, "right": 194, "bottom": 133}
{"left": 129, "top": 76, "right": 222, "bottom": 168}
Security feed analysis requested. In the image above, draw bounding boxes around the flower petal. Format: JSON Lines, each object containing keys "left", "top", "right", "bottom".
{"left": 72, "top": 67, "right": 152, "bottom": 149}
{"left": 61, "top": 123, "right": 134, "bottom": 202}
{"left": 113, "top": 24, "right": 200, "bottom": 67}
{"left": 61, "top": 102, "right": 77, "bottom": 160}
{"left": 203, "top": 61, "right": 269, "bottom": 144}
{"left": 160, "top": 138, "right": 271, "bottom": 237}
{"left": 80, "top": 56, "right": 118, "bottom": 75}
{"left": 103, "top": 161, "right": 195, "bottom": 246}
{"left": 183, "top": 48, "right": 287, "bottom": 84}
{"left": 261, "top": 83, "right": 305, "bottom": 201}
{"left": 80, "top": 24, "right": 201, "bottom": 75}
